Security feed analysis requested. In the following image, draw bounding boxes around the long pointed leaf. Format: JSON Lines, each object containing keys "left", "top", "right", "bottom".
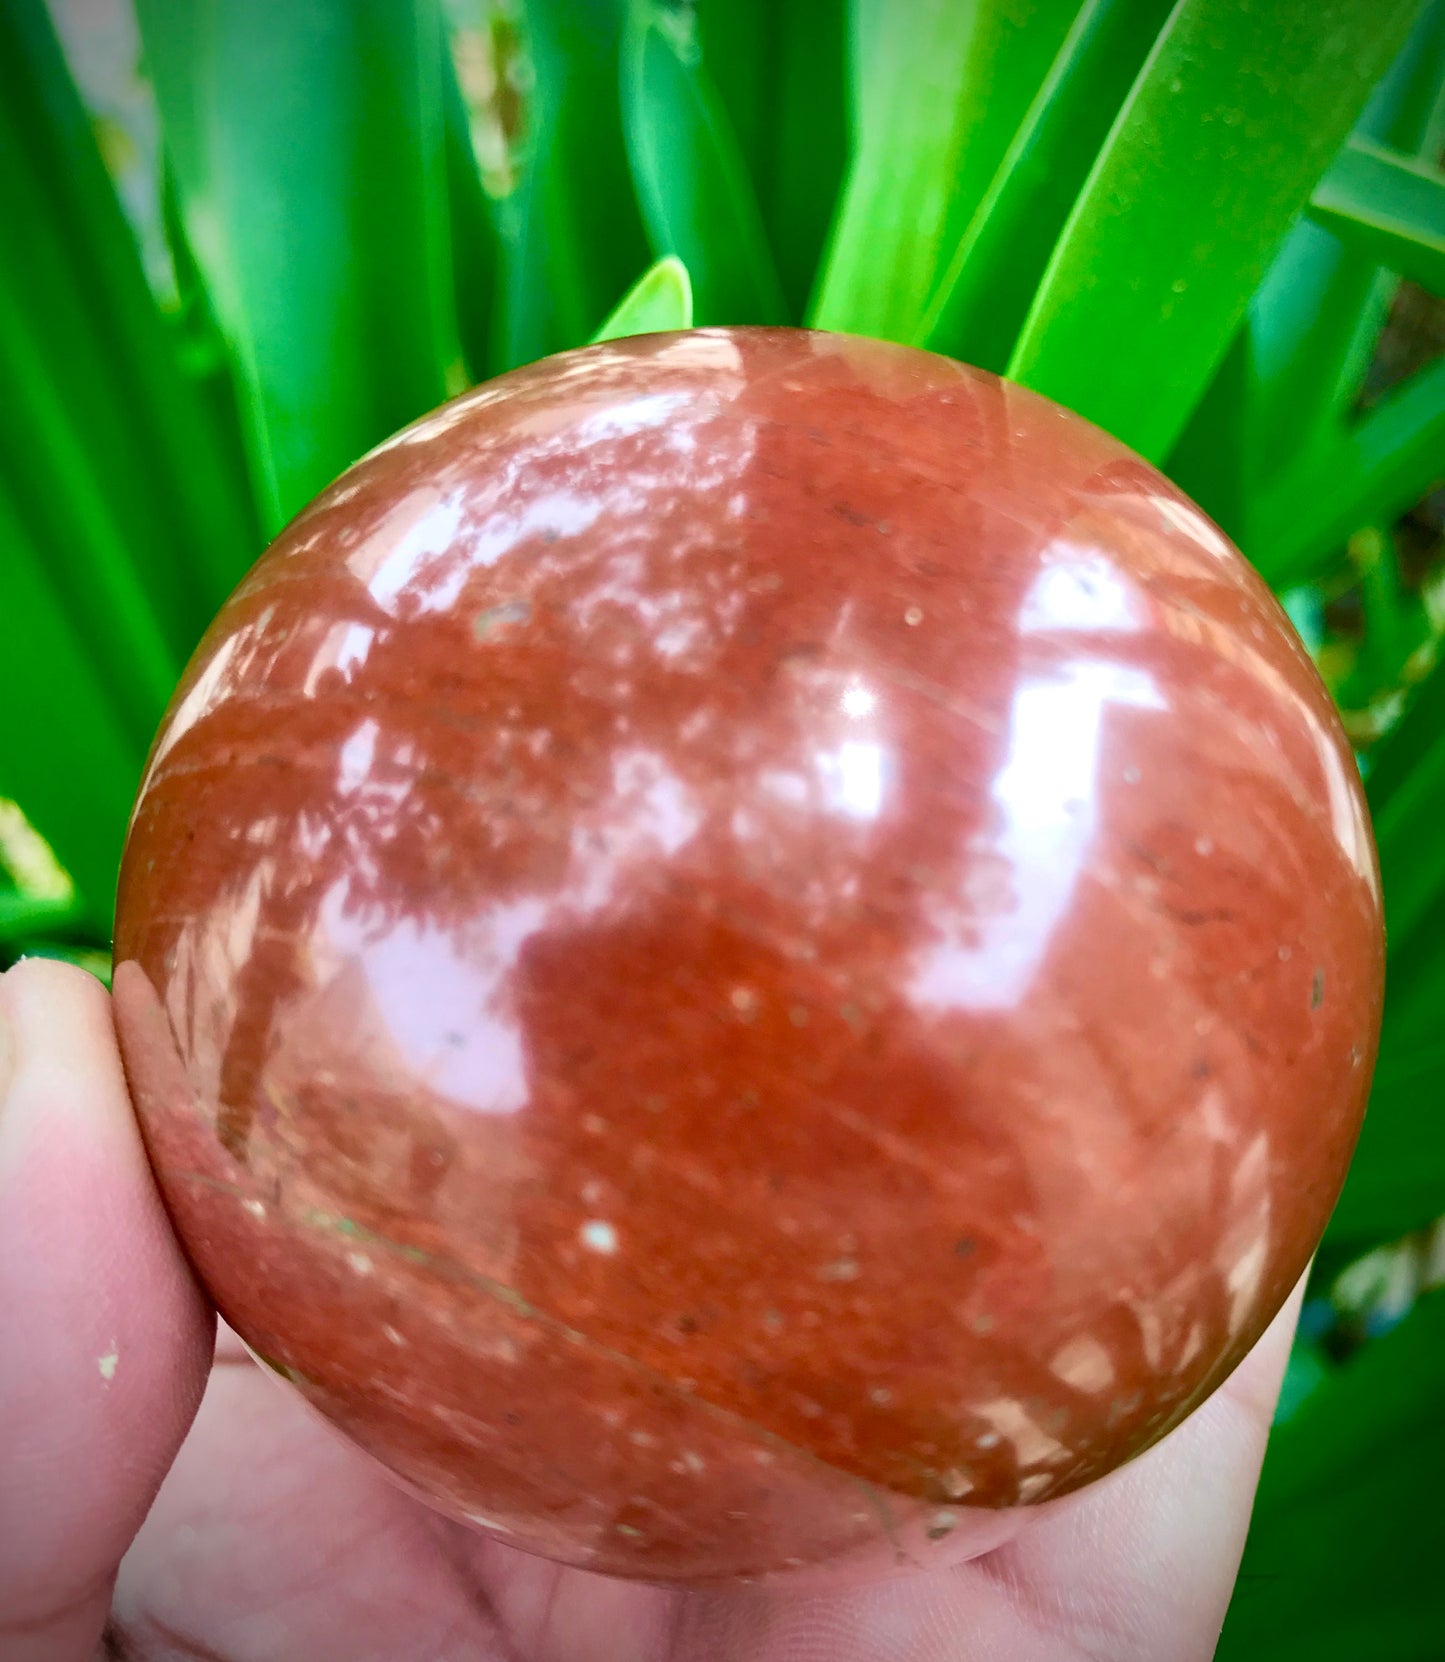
{"left": 1309, "top": 138, "right": 1445, "bottom": 298}
{"left": 1222, "top": 3, "right": 1445, "bottom": 501}
{"left": 495, "top": 0, "right": 650, "bottom": 367}
{"left": 750, "top": 0, "right": 849, "bottom": 319}
{"left": 0, "top": 0, "right": 258, "bottom": 655}
{"left": 592, "top": 256, "right": 693, "bottom": 342}
{"left": 441, "top": 23, "right": 503, "bottom": 384}
{"left": 621, "top": 0, "right": 786, "bottom": 325}
{"left": 0, "top": 484, "right": 142, "bottom": 930}
{"left": 920, "top": 0, "right": 1174, "bottom": 371}
{"left": 137, "top": 0, "right": 461, "bottom": 528}
{"left": 1251, "top": 356, "right": 1445, "bottom": 588}
{"left": 1221, "top": 1292, "right": 1445, "bottom": 1659}
{"left": 1009, "top": 0, "right": 1422, "bottom": 460}
{"left": 813, "top": 0, "right": 1079, "bottom": 340}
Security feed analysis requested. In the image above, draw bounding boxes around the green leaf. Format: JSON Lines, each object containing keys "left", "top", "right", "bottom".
{"left": 621, "top": 0, "right": 786, "bottom": 325}
{"left": 0, "top": 0, "right": 257, "bottom": 693}
{"left": 920, "top": 0, "right": 1175, "bottom": 371}
{"left": 0, "top": 482, "right": 142, "bottom": 930}
{"left": 1356, "top": 645, "right": 1445, "bottom": 975}
{"left": 1008, "top": 0, "right": 1423, "bottom": 461}
{"left": 1171, "top": 8, "right": 1445, "bottom": 536}
{"left": 0, "top": 284, "right": 180, "bottom": 749}
{"left": 1219, "top": 1291, "right": 1445, "bottom": 1660}
{"left": 441, "top": 22, "right": 502, "bottom": 385}
{"left": 592, "top": 256, "right": 694, "bottom": 341}
{"left": 136, "top": 0, "right": 462, "bottom": 529}
{"left": 1329, "top": 1025, "right": 1445, "bottom": 1244}
{"left": 1250, "top": 355, "right": 1445, "bottom": 588}
{"left": 692, "top": 0, "right": 773, "bottom": 190}
{"left": 0, "top": 892, "right": 82, "bottom": 947}
{"left": 813, "top": 0, "right": 1080, "bottom": 341}
{"left": 495, "top": 0, "right": 650, "bottom": 369}
{"left": 708, "top": 0, "right": 849, "bottom": 320}
{"left": 1321, "top": 648, "right": 1445, "bottom": 1245}
{"left": 1309, "top": 137, "right": 1445, "bottom": 298}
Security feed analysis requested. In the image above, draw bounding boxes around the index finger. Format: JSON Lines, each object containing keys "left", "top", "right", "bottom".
{"left": 0, "top": 960, "right": 214, "bottom": 1660}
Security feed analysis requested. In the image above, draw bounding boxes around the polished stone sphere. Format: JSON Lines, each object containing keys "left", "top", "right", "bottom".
{"left": 113, "top": 328, "right": 1384, "bottom": 1584}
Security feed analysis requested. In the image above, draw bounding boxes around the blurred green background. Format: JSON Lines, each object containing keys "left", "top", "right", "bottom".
{"left": 2, "top": 1, "right": 1444, "bottom": 1651}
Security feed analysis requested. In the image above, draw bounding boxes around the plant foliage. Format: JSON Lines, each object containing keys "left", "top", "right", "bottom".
{"left": 3, "top": 0, "right": 1444, "bottom": 1647}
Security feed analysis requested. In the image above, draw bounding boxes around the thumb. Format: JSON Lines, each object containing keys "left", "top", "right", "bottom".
{"left": 0, "top": 959, "right": 214, "bottom": 1660}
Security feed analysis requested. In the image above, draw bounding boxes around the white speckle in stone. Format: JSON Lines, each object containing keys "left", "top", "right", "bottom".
{"left": 1129, "top": 1300, "right": 1167, "bottom": 1372}
{"left": 629, "top": 1428, "right": 656, "bottom": 1447}
{"left": 580, "top": 1219, "right": 619, "bottom": 1254}
{"left": 582, "top": 1113, "right": 609, "bottom": 1136}
{"left": 1176, "top": 1320, "right": 1206, "bottom": 1369}
{"left": 941, "top": 1467, "right": 973, "bottom": 1499}
{"left": 1217, "top": 1130, "right": 1272, "bottom": 1335}
{"left": 98, "top": 1345, "right": 119, "bottom": 1382}
{"left": 1278, "top": 944, "right": 1293, "bottom": 961}
{"left": 382, "top": 1324, "right": 406, "bottom": 1346}
{"left": 1224, "top": 1232, "right": 1270, "bottom": 1335}
{"left": 927, "top": 1509, "right": 958, "bottom": 1538}
{"left": 581, "top": 1179, "right": 606, "bottom": 1207}
{"left": 868, "top": 1386, "right": 894, "bottom": 1407}
{"left": 904, "top": 606, "right": 924, "bottom": 626}
{"left": 730, "top": 985, "right": 758, "bottom": 1015}
{"left": 976, "top": 1431, "right": 1001, "bottom": 1449}
{"left": 674, "top": 1450, "right": 705, "bottom": 1474}
{"left": 1195, "top": 836, "right": 1214, "bottom": 856}
{"left": 818, "top": 1257, "right": 860, "bottom": 1282}
{"left": 347, "top": 1252, "right": 375, "bottom": 1276}
{"left": 1050, "top": 1334, "right": 1115, "bottom": 1393}
{"left": 796, "top": 1397, "right": 824, "bottom": 1419}
{"left": 753, "top": 1448, "right": 776, "bottom": 1465}
{"left": 1017, "top": 1473, "right": 1053, "bottom": 1502}
{"left": 242, "top": 1198, "right": 266, "bottom": 1219}
{"left": 974, "top": 1398, "right": 1068, "bottom": 1466}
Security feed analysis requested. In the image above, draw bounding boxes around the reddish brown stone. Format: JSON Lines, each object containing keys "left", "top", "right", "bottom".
{"left": 113, "top": 328, "right": 1384, "bottom": 1583}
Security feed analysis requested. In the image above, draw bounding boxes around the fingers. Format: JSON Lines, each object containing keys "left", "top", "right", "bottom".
{"left": 0, "top": 960, "right": 214, "bottom": 1661}
{"left": 666, "top": 1283, "right": 1305, "bottom": 1662}
{"left": 969, "top": 1276, "right": 1308, "bottom": 1662}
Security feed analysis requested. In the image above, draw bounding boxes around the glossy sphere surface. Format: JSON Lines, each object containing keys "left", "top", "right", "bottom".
{"left": 114, "top": 329, "right": 1384, "bottom": 1583}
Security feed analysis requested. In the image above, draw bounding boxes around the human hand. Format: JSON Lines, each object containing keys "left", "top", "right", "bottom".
{"left": 0, "top": 959, "right": 1299, "bottom": 1662}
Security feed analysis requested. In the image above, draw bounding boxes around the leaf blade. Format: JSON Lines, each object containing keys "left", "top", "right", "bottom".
{"left": 0, "top": 483, "right": 143, "bottom": 930}
{"left": 1249, "top": 355, "right": 1445, "bottom": 588}
{"left": 1219, "top": 1292, "right": 1445, "bottom": 1660}
{"left": 813, "top": 0, "right": 1080, "bottom": 341}
{"left": 592, "top": 256, "right": 694, "bottom": 342}
{"left": 1308, "top": 137, "right": 1445, "bottom": 298}
{"left": 621, "top": 0, "right": 787, "bottom": 325}
{"left": 920, "top": 0, "right": 1175, "bottom": 371}
{"left": 137, "top": 0, "right": 461, "bottom": 528}
{"left": 495, "top": 0, "right": 651, "bottom": 368}
{"left": 1008, "top": 0, "right": 1423, "bottom": 459}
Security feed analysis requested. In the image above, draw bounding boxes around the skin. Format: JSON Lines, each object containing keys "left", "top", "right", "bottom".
{"left": 0, "top": 958, "right": 1302, "bottom": 1662}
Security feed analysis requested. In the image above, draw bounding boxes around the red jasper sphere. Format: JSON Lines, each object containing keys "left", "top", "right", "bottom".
{"left": 113, "top": 328, "right": 1384, "bottom": 1584}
